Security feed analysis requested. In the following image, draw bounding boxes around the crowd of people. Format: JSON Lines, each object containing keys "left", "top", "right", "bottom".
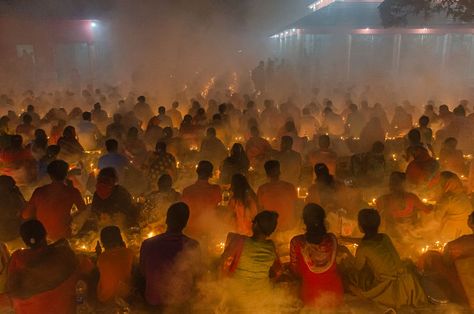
{"left": 0, "top": 77, "right": 473, "bottom": 313}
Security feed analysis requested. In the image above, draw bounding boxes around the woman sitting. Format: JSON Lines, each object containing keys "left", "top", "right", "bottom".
{"left": 57, "top": 126, "right": 84, "bottom": 165}
{"left": 220, "top": 143, "right": 249, "bottom": 186}
{"left": 92, "top": 167, "right": 137, "bottom": 229}
{"left": 290, "top": 203, "right": 344, "bottom": 308}
{"left": 228, "top": 174, "right": 257, "bottom": 236}
{"left": 220, "top": 211, "right": 281, "bottom": 308}
{"left": 7, "top": 220, "right": 91, "bottom": 314}
{"left": 347, "top": 209, "right": 427, "bottom": 308}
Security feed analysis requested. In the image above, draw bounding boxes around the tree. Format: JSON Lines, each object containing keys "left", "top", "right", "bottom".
{"left": 379, "top": 0, "right": 474, "bottom": 27}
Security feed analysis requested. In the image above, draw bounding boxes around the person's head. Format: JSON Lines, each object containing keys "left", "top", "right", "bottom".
{"left": 27, "top": 104, "right": 34, "bottom": 112}
{"left": 158, "top": 174, "right": 173, "bottom": 192}
{"left": 264, "top": 160, "right": 280, "bottom": 180}
{"left": 22, "top": 114, "right": 32, "bottom": 125}
{"left": 285, "top": 120, "right": 297, "bottom": 133}
{"left": 34, "top": 128, "right": 47, "bottom": 141}
{"left": 97, "top": 167, "right": 118, "bottom": 185}
{"left": 439, "top": 171, "right": 464, "bottom": 195}
{"left": 280, "top": 135, "right": 293, "bottom": 152}
{"left": 197, "top": 160, "right": 214, "bottom": 180}
{"left": 439, "top": 104, "right": 449, "bottom": 114}
{"left": 47, "top": 160, "right": 69, "bottom": 181}
{"left": 94, "top": 103, "right": 101, "bottom": 111}
{"left": 389, "top": 171, "right": 406, "bottom": 193}
{"left": 127, "top": 127, "right": 139, "bottom": 139}
{"left": 100, "top": 226, "right": 125, "bottom": 249}
{"left": 155, "top": 141, "right": 167, "bottom": 153}
{"left": 358, "top": 208, "right": 380, "bottom": 238}
{"left": 172, "top": 101, "right": 179, "bottom": 109}
{"left": 250, "top": 126, "right": 260, "bottom": 137}
{"left": 349, "top": 103, "right": 358, "bottom": 112}
{"left": 252, "top": 211, "right": 278, "bottom": 238}
{"left": 218, "top": 103, "right": 226, "bottom": 114}
{"left": 158, "top": 106, "right": 166, "bottom": 115}
{"left": 20, "top": 220, "right": 47, "bottom": 249}
{"left": 318, "top": 134, "right": 330, "bottom": 149}
{"left": 303, "top": 203, "right": 327, "bottom": 244}
{"left": 105, "top": 139, "right": 119, "bottom": 153}
{"left": 371, "top": 141, "right": 385, "bottom": 154}
{"left": 407, "top": 129, "right": 421, "bottom": 144}
{"left": 137, "top": 96, "right": 146, "bottom": 103}
{"left": 419, "top": 115, "right": 429, "bottom": 127}
{"left": 453, "top": 105, "right": 466, "bottom": 117}
{"left": 230, "top": 143, "right": 244, "bottom": 158}
{"left": 63, "top": 126, "right": 76, "bottom": 139}
{"left": 444, "top": 137, "right": 458, "bottom": 150}
{"left": 82, "top": 111, "right": 92, "bottom": 121}
{"left": 206, "top": 127, "right": 216, "bottom": 137}
{"left": 166, "top": 202, "right": 190, "bottom": 232}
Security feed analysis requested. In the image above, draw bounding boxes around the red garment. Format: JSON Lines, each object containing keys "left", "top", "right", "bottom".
{"left": 406, "top": 148, "right": 438, "bottom": 185}
{"left": 290, "top": 234, "right": 344, "bottom": 308}
{"left": 182, "top": 180, "right": 221, "bottom": 235}
{"left": 228, "top": 197, "right": 257, "bottom": 236}
{"left": 8, "top": 247, "right": 93, "bottom": 314}
{"left": 376, "top": 192, "right": 430, "bottom": 220}
{"left": 23, "top": 182, "right": 86, "bottom": 241}
{"left": 257, "top": 180, "right": 297, "bottom": 231}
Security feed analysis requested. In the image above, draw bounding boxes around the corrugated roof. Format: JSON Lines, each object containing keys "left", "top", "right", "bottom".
{"left": 281, "top": 1, "right": 474, "bottom": 33}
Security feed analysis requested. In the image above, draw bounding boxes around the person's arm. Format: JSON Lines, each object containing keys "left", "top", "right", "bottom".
{"left": 412, "top": 194, "right": 432, "bottom": 214}
{"left": 352, "top": 245, "right": 367, "bottom": 271}
{"left": 72, "top": 188, "right": 87, "bottom": 213}
{"left": 289, "top": 238, "right": 299, "bottom": 275}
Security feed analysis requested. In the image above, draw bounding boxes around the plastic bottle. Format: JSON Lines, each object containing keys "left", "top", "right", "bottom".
{"left": 75, "top": 280, "right": 89, "bottom": 314}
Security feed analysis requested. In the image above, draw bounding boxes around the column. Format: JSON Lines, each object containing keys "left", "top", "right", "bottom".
{"left": 392, "top": 34, "right": 401, "bottom": 78}
{"left": 346, "top": 34, "right": 352, "bottom": 81}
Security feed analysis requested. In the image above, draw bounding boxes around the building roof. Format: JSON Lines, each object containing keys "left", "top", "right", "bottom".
{"left": 273, "top": 0, "right": 474, "bottom": 36}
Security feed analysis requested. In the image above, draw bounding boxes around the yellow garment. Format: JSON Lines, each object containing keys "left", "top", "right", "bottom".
{"left": 350, "top": 234, "right": 427, "bottom": 308}
{"left": 435, "top": 193, "right": 472, "bottom": 241}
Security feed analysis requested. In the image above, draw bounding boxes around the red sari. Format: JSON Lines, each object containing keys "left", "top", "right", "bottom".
{"left": 290, "top": 233, "right": 343, "bottom": 308}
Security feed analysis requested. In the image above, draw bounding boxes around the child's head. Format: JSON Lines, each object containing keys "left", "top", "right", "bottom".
{"left": 252, "top": 211, "right": 278, "bottom": 237}
{"left": 100, "top": 226, "right": 125, "bottom": 249}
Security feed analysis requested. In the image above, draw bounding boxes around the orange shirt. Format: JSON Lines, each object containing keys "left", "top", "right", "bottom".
{"left": 245, "top": 137, "right": 272, "bottom": 166}
{"left": 23, "top": 181, "right": 86, "bottom": 241}
{"left": 97, "top": 247, "right": 134, "bottom": 303}
{"left": 257, "top": 180, "right": 297, "bottom": 230}
{"left": 182, "top": 180, "right": 221, "bottom": 234}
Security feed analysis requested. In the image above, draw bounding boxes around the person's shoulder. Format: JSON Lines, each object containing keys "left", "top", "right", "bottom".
{"left": 290, "top": 234, "right": 305, "bottom": 245}
{"left": 183, "top": 235, "right": 200, "bottom": 248}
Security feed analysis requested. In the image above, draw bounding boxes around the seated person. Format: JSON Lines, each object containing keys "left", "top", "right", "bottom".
{"left": 306, "top": 134, "right": 337, "bottom": 176}
{"left": 376, "top": 172, "right": 430, "bottom": 245}
{"left": 346, "top": 209, "right": 427, "bottom": 308}
{"left": 96, "top": 226, "right": 134, "bottom": 304}
{"left": 0, "top": 175, "right": 25, "bottom": 242}
{"left": 7, "top": 220, "right": 91, "bottom": 314}
{"left": 220, "top": 211, "right": 281, "bottom": 309}
{"left": 139, "top": 202, "right": 201, "bottom": 312}
{"left": 92, "top": 167, "right": 137, "bottom": 228}
{"left": 439, "top": 137, "right": 466, "bottom": 176}
{"left": 405, "top": 146, "right": 439, "bottom": 186}
{"left": 142, "top": 174, "right": 181, "bottom": 227}
{"left": 290, "top": 203, "right": 343, "bottom": 308}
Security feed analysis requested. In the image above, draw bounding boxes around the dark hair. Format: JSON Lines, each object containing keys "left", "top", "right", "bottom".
{"left": 303, "top": 203, "right": 327, "bottom": 244}
{"left": 264, "top": 160, "right": 280, "bottom": 178}
{"left": 11, "top": 134, "right": 23, "bottom": 149}
{"left": 389, "top": 171, "right": 406, "bottom": 193}
{"left": 100, "top": 226, "right": 125, "bottom": 249}
{"left": 230, "top": 174, "right": 256, "bottom": 208}
{"left": 98, "top": 167, "right": 118, "bottom": 182}
{"left": 358, "top": 208, "right": 380, "bottom": 237}
{"left": 82, "top": 112, "right": 92, "bottom": 121}
{"left": 419, "top": 115, "right": 429, "bottom": 126}
{"left": 46, "top": 145, "right": 60, "bottom": 157}
{"left": 105, "top": 139, "right": 119, "bottom": 152}
{"left": 47, "top": 160, "right": 69, "bottom": 181}
{"left": 166, "top": 202, "right": 190, "bottom": 231}
{"left": 158, "top": 106, "right": 166, "bottom": 114}
{"left": 408, "top": 129, "right": 421, "bottom": 144}
{"left": 20, "top": 220, "right": 47, "bottom": 249}
{"left": 197, "top": 160, "right": 213, "bottom": 179}
{"left": 158, "top": 174, "right": 172, "bottom": 191}
{"left": 253, "top": 211, "right": 278, "bottom": 236}
{"left": 206, "top": 127, "right": 216, "bottom": 136}
{"left": 127, "top": 127, "right": 139, "bottom": 138}
{"left": 137, "top": 96, "right": 146, "bottom": 102}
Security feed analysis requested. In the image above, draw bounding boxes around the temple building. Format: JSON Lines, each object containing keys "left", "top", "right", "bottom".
{"left": 269, "top": 0, "right": 474, "bottom": 91}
